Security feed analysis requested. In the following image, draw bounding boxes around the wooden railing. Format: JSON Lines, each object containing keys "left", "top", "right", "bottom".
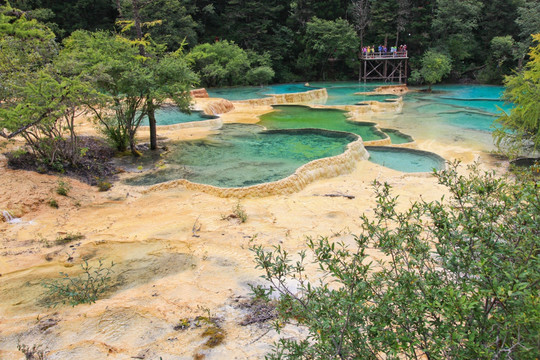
{"left": 359, "top": 51, "right": 408, "bottom": 59}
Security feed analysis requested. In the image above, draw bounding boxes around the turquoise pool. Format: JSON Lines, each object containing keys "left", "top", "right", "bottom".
{"left": 126, "top": 124, "right": 356, "bottom": 188}
{"left": 210, "top": 82, "right": 509, "bottom": 134}
{"left": 366, "top": 146, "right": 446, "bottom": 173}
{"left": 258, "top": 105, "right": 386, "bottom": 142}
{"left": 207, "top": 83, "right": 312, "bottom": 100}
{"left": 140, "top": 107, "right": 216, "bottom": 126}
{"left": 207, "top": 82, "right": 399, "bottom": 104}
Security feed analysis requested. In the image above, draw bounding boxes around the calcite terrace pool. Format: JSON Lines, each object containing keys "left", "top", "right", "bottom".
{"left": 125, "top": 82, "right": 508, "bottom": 196}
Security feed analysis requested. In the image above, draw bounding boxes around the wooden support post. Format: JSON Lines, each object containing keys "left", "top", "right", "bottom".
{"left": 359, "top": 52, "right": 408, "bottom": 83}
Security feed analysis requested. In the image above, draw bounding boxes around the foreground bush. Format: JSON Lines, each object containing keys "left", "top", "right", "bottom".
{"left": 252, "top": 163, "right": 539, "bottom": 359}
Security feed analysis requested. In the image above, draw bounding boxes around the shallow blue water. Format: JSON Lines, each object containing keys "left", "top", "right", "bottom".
{"left": 207, "top": 86, "right": 273, "bottom": 100}
{"left": 366, "top": 146, "right": 446, "bottom": 172}
{"left": 140, "top": 108, "right": 216, "bottom": 126}
{"left": 404, "top": 85, "right": 510, "bottom": 132}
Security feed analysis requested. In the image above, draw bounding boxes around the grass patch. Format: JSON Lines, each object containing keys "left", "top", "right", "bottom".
{"left": 55, "top": 232, "right": 84, "bottom": 246}
{"left": 48, "top": 199, "right": 59, "bottom": 208}
{"left": 201, "top": 325, "right": 226, "bottom": 348}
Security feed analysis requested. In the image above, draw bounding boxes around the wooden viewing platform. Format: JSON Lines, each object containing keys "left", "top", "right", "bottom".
{"left": 359, "top": 51, "right": 408, "bottom": 83}
{"left": 359, "top": 51, "right": 408, "bottom": 60}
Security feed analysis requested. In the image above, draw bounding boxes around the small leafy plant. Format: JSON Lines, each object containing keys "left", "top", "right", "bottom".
{"left": 42, "top": 259, "right": 115, "bottom": 307}
{"left": 48, "top": 199, "right": 58, "bottom": 208}
{"left": 56, "top": 178, "right": 71, "bottom": 196}
{"left": 97, "top": 179, "right": 112, "bottom": 192}
{"left": 221, "top": 202, "right": 248, "bottom": 223}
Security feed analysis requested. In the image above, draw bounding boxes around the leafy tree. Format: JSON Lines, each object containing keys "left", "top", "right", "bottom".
{"left": 246, "top": 66, "right": 275, "bottom": 86}
{"left": 115, "top": 0, "right": 198, "bottom": 150}
{"left": 187, "top": 40, "right": 253, "bottom": 87}
{"left": 495, "top": 34, "right": 540, "bottom": 156}
{"left": 476, "top": 0, "right": 521, "bottom": 53}
{"left": 432, "top": 0, "right": 483, "bottom": 70}
{"left": 288, "top": 0, "right": 348, "bottom": 27}
{"left": 145, "top": 51, "right": 198, "bottom": 149}
{"left": 410, "top": 50, "right": 452, "bottom": 90}
{"left": 252, "top": 163, "right": 540, "bottom": 359}
{"left": 299, "top": 17, "right": 359, "bottom": 79}
{"left": 515, "top": 1, "right": 540, "bottom": 68}
{"left": 0, "top": 2, "right": 57, "bottom": 102}
{"left": 0, "top": 70, "right": 96, "bottom": 168}
{"left": 59, "top": 30, "right": 196, "bottom": 155}
{"left": 404, "top": 0, "right": 434, "bottom": 59}
{"left": 366, "top": 0, "right": 398, "bottom": 47}
{"left": 216, "top": 0, "right": 294, "bottom": 81}
{"left": 394, "top": 0, "right": 411, "bottom": 48}
{"left": 490, "top": 36, "right": 517, "bottom": 69}
{"left": 137, "top": 0, "right": 199, "bottom": 51}
{"left": 0, "top": 4, "right": 92, "bottom": 168}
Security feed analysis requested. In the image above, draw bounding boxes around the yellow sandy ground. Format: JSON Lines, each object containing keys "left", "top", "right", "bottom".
{"left": 0, "top": 92, "right": 508, "bottom": 359}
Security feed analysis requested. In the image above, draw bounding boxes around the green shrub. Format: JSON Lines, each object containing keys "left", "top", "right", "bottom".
{"left": 252, "top": 163, "right": 539, "bottom": 359}
{"left": 56, "top": 178, "right": 71, "bottom": 196}
{"left": 11, "top": 148, "right": 28, "bottom": 159}
{"left": 246, "top": 66, "right": 275, "bottom": 85}
{"left": 233, "top": 202, "right": 248, "bottom": 223}
{"left": 42, "top": 259, "right": 115, "bottom": 307}
{"left": 48, "top": 199, "right": 58, "bottom": 208}
{"left": 97, "top": 180, "right": 112, "bottom": 192}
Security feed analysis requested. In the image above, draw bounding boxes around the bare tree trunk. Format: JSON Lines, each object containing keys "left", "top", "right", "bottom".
{"left": 131, "top": 0, "right": 146, "bottom": 56}
{"left": 351, "top": 0, "right": 370, "bottom": 50}
{"left": 116, "top": 0, "right": 123, "bottom": 17}
{"left": 147, "top": 99, "right": 158, "bottom": 150}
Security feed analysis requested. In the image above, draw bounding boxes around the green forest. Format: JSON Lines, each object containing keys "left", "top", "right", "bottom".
{"left": 4, "top": 0, "right": 540, "bottom": 84}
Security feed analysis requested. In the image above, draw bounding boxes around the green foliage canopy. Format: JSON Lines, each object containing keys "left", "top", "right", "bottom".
{"left": 187, "top": 40, "right": 270, "bottom": 87}
{"left": 432, "top": 0, "right": 482, "bottom": 63}
{"left": 299, "top": 17, "right": 359, "bottom": 79}
{"left": 0, "top": 3, "right": 57, "bottom": 102}
{"left": 0, "top": 4, "right": 95, "bottom": 167}
{"left": 410, "top": 50, "right": 452, "bottom": 90}
{"left": 58, "top": 30, "right": 197, "bottom": 155}
{"left": 495, "top": 34, "right": 540, "bottom": 156}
